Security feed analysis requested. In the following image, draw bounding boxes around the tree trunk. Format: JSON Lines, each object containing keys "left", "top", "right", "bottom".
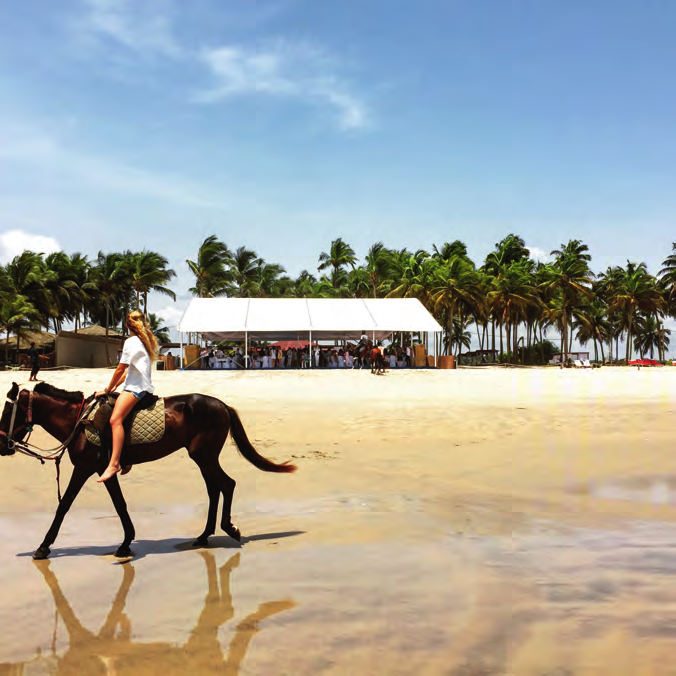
{"left": 499, "top": 319, "right": 504, "bottom": 363}
{"left": 625, "top": 316, "right": 632, "bottom": 362}
{"left": 105, "top": 304, "right": 111, "bottom": 366}
{"left": 491, "top": 319, "right": 495, "bottom": 354}
{"left": 457, "top": 309, "right": 464, "bottom": 362}
{"left": 599, "top": 338, "right": 605, "bottom": 363}
{"left": 540, "top": 324, "right": 545, "bottom": 364}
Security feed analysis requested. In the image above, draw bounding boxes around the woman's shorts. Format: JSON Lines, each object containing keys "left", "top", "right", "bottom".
{"left": 125, "top": 390, "right": 147, "bottom": 401}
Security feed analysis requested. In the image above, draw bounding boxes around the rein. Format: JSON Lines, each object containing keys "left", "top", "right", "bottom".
{"left": 2, "top": 391, "right": 97, "bottom": 501}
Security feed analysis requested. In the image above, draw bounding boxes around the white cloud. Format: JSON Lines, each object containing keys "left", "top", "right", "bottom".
{"left": 151, "top": 302, "right": 186, "bottom": 342}
{"left": 197, "top": 41, "right": 371, "bottom": 130}
{"left": 527, "top": 246, "right": 553, "bottom": 263}
{"left": 152, "top": 302, "right": 184, "bottom": 326}
{"left": 81, "top": 0, "right": 183, "bottom": 57}
{"left": 0, "top": 230, "right": 61, "bottom": 264}
{"left": 76, "top": 3, "right": 372, "bottom": 131}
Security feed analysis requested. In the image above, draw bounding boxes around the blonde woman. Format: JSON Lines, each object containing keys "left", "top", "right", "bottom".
{"left": 96, "top": 310, "right": 158, "bottom": 482}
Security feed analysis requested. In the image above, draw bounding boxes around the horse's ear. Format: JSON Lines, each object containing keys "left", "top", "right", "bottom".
{"left": 7, "top": 383, "right": 19, "bottom": 400}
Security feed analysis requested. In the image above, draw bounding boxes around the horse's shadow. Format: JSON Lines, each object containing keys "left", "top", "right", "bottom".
{"left": 17, "top": 530, "right": 305, "bottom": 562}
{"left": 9, "top": 548, "right": 296, "bottom": 674}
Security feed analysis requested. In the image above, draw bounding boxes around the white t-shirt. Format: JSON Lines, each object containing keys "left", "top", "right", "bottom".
{"left": 120, "top": 335, "right": 154, "bottom": 394}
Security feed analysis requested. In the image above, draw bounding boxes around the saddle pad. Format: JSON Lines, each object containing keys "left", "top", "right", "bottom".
{"left": 84, "top": 398, "right": 166, "bottom": 446}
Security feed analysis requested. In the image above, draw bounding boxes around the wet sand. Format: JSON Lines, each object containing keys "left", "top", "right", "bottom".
{"left": 1, "top": 366, "right": 676, "bottom": 674}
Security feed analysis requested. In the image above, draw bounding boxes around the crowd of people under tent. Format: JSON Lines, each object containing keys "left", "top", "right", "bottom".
{"left": 198, "top": 342, "right": 414, "bottom": 369}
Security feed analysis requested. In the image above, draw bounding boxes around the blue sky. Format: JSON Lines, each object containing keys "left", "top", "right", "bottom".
{"left": 1, "top": 0, "right": 676, "bottom": 333}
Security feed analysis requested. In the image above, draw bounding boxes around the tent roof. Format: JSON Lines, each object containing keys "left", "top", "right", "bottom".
{"left": 177, "top": 298, "right": 442, "bottom": 341}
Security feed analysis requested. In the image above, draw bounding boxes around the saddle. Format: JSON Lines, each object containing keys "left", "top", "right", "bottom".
{"left": 83, "top": 393, "right": 165, "bottom": 449}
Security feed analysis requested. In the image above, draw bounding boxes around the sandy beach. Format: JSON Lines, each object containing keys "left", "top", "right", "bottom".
{"left": 1, "top": 366, "right": 676, "bottom": 674}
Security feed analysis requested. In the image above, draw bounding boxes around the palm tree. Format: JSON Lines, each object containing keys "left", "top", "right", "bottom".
{"left": 488, "top": 261, "right": 540, "bottom": 363}
{"left": 92, "top": 252, "right": 126, "bottom": 363}
{"left": 128, "top": 251, "right": 176, "bottom": 313}
{"left": 431, "top": 257, "right": 479, "bottom": 356}
{"left": 292, "top": 270, "right": 317, "bottom": 298}
{"left": 364, "top": 242, "right": 392, "bottom": 298}
{"left": 574, "top": 301, "right": 609, "bottom": 363}
{"left": 317, "top": 238, "right": 357, "bottom": 275}
{"left": 432, "top": 240, "right": 472, "bottom": 263}
{"left": 387, "top": 250, "right": 438, "bottom": 309}
{"left": 4, "top": 251, "right": 53, "bottom": 330}
{"left": 659, "top": 242, "right": 676, "bottom": 303}
{"left": 544, "top": 248, "right": 593, "bottom": 362}
{"left": 448, "top": 317, "right": 471, "bottom": 357}
{"left": 230, "top": 247, "right": 261, "bottom": 297}
{"left": 186, "top": 235, "right": 232, "bottom": 298}
{"left": 0, "top": 295, "right": 40, "bottom": 365}
{"left": 551, "top": 239, "right": 592, "bottom": 263}
{"left": 147, "top": 313, "right": 171, "bottom": 344}
{"left": 242, "top": 262, "right": 287, "bottom": 298}
{"left": 347, "top": 267, "right": 371, "bottom": 298}
{"left": 606, "top": 262, "right": 665, "bottom": 362}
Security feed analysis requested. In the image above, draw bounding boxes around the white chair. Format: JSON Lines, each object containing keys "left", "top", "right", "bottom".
{"left": 573, "top": 360, "right": 584, "bottom": 368}
{"left": 582, "top": 359, "right": 592, "bottom": 368}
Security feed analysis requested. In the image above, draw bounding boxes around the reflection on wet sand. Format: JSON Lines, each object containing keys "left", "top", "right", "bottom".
{"left": 4, "top": 552, "right": 293, "bottom": 676}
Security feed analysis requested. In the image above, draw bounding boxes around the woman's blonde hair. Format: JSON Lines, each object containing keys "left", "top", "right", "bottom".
{"left": 126, "top": 310, "right": 159, "bottom": 360}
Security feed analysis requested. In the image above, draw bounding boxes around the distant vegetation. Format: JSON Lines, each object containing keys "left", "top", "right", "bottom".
{"left": 2, "top": 234, "right": 675, "bottom": 364}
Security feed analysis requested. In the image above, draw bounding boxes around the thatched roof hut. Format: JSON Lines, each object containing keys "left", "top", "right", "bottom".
{"left": 76, "top": 325, "right": 122, "bottom": 337}
{"left": 2, "top": 330, "right": 57, "bottom": 351}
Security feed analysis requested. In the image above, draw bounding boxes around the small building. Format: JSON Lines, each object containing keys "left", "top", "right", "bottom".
{"left": 56, "top": 326, "right": 123, "bottom": 368}
{"left": 2, "top": 330, "right": 56, "bottom": 368}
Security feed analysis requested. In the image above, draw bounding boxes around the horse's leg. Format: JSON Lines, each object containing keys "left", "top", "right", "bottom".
{"left": 215, "top": 466, "right": 240, "bottom": 541}
{"left": 102, "top": 475, "right": 136, "bottom": 558}
{"left": 193, "top": 468, "right": 221, "bottom": 547}
{"left": 34, "top": 465, "right": 93, "bottom": 560}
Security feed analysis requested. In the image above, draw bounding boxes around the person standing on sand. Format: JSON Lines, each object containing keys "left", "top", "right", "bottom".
{"left": 28, "top": 341, "right": 40, "bottom": 381}
{"left": 95, "top": 310, "right": 158, "bottom": 482}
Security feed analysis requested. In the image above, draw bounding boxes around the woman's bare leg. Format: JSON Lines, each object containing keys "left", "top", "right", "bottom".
{"left": 98, "top": 392, "right": 138, "bottom": 483}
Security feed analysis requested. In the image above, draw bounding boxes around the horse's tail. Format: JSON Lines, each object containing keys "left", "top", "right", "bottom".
{"left": 225, "top": 405, "right": 297, "bottom": 473}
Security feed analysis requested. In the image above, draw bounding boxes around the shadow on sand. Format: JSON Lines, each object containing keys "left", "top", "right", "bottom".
{"left": 16, "top": 530, "right": 305, "bottom": 562}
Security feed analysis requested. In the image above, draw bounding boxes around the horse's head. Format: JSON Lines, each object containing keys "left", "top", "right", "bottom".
{"left": 0, "top": 383, "right": 25, "bottom": 456}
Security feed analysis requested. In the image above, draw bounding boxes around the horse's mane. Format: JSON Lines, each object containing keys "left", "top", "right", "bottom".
{"left": 34, "top": 382, "right": 85, "bottom": 402}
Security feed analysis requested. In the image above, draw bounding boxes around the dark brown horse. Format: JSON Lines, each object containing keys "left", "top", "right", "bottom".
{"left": 0, "top": 382, "right": 296, "bottom": 560}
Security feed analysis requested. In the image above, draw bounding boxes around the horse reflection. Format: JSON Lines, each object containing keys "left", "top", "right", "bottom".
{"left": 22, "top": 552, "right": 294, "bottom": 675}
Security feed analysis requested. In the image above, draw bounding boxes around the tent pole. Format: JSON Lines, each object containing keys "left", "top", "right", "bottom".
{"left": 309, "top": 330, "right": 312, "bottom": 368}
{"left": 245, "top": 331, "right": 248, "bottom": 370}
{"left": 180, "top": 332, "right": 183, "bottom": 369}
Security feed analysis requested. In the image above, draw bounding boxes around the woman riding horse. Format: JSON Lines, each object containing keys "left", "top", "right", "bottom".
{"left": 97, "top": 310, "right": 158, "bottom": 482}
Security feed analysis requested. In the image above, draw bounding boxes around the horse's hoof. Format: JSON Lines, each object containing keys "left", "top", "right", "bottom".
{"left": 33, "top": 546, "right": 50, "bottom": 560}
{"left": 114, "top": 546, "right": 133, "bottom": 558}
{"left": 193, "top": 537, "right": 209, "bottom": 548}
{"left": 223, "top": 524, "right": 241, "bottom": 542}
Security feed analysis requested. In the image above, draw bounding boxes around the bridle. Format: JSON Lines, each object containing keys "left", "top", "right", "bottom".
{"left": 0, "top": 390, "right": 35, "bottom": 454}
{"left": 0, "top": 389, "right": 96, "bottom": 501}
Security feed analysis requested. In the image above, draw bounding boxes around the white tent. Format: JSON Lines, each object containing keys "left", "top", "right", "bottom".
{"left": 177, "top": 298, "right": 442, "bottom": 365}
